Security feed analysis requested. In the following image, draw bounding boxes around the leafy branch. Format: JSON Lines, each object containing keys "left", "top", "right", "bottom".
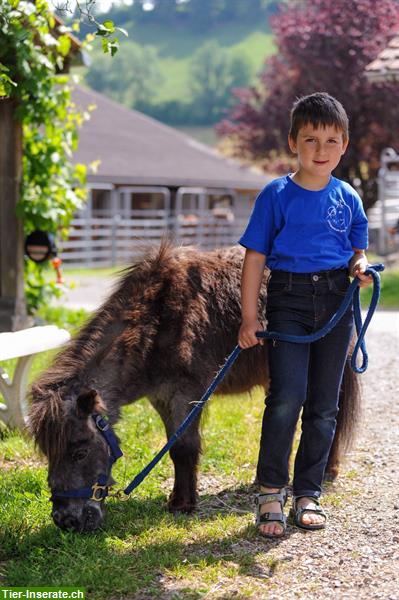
{"left": 52, "top": 0, "right": 128, "bottom": 55}
{"left": 0, "top": 0, "right": 91, "bottom": 312}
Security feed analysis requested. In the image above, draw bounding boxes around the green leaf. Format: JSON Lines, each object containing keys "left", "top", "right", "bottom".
{"left": 103, "top": 20, "right": 116, "bottom": 33}
{"left": 110, "top": 39, "right": 119, "bottom": 57}
{"left": 58, "top": 34, "right": 71, "bottom": 57}
{"left": 0, "top": 72, "right": 17, "bottom": 97}
{"left": 74, "top": 163, "right": 87, "bottom": 184}
{"left": 96, "top": 25, "right": 108, "bottom": 37}
{"left": 101, "top": 37, "right": 119, "bottom": 56}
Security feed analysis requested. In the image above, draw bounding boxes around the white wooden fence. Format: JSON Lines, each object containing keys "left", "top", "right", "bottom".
{"left": 59, "top": 188, "right": 253, "bottom": 267}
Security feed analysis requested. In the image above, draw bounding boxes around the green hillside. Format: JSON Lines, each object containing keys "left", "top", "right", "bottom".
{"left": 80, "top": 9, "right": 276, "bottom": 131}
{"left": 122, "top": 22, "right": 275, "bottom": 103}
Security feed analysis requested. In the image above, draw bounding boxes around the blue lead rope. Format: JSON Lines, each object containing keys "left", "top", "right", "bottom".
{"left": 123, "top": 264, "right": 384, "bottom": 496}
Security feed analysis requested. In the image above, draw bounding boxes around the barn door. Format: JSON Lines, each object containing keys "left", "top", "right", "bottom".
{"left": 174, "top": 187, "right": 237, "bottom": 248}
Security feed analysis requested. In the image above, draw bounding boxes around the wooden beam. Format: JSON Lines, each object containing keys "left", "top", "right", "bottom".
{"left": 0, "top": 98, "right": 28, "bottom": 331}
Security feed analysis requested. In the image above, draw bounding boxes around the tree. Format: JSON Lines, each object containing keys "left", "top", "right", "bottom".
{"left": 85, "top": 41, "right": 163, "bottom": 108}
{"left": 0, "top": 0, "right": 88, "bottom": 316}
{"left": 0, "top": 0, "right": 128, "bottom": 320}
{"left": 190, "top": 41, "right": 251, "bottom": 124}
{"left": 217, "top": 0, "right": 399, "bottom": 210}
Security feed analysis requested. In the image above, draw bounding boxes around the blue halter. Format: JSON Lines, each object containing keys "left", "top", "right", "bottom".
{"left": 51, "top": 414, "right": 123, "bottom": 502}
{"left": 51, "top": 264, "right": 384, "bottom": 502}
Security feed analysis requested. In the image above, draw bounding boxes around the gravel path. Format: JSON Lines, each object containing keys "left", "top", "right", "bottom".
{"left": 155, "top": 311, "right": 399, "bottom": 600}
{"left": 253, "top": 310, "right": 399, "bottom": 599}
{"left": 53, "top": 274, "right": 118, "bottom": 311}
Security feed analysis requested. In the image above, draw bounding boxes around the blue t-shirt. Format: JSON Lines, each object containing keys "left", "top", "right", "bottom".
{"left": 239, "top": 174, "right": 369, "bottom": 272}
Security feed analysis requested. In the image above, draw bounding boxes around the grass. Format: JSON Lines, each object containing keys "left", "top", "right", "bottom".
{"left": 0, "top": 256, "right": 397, "bottom": 597}
{"left": 62, "top": 265, "right": 124, "bottom": 278}
{"left": 360, "top": 268, "right": 399, "bottom": 309}
{"left": 0, "top": 306, "right": 296, "bottom": 598}
{"left": 0, "top": 324, "right": 272, "bottom": 597}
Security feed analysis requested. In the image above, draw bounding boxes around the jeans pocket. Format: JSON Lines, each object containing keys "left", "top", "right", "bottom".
{"left": 267, "top": 282, "right": 289, "bottom": 298}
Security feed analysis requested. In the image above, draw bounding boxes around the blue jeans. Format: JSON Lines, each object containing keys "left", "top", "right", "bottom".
{"left": 257, "top": 268, "right": 354, "bottom": 499}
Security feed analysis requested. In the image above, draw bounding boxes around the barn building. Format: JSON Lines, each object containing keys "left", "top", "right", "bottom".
{"left": 67, "top": 85, "right": 269, "bottom": 266}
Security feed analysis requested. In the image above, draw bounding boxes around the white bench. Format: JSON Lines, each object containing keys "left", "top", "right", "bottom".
{"left": 0, "top": 325, "right": 71, "bottom": 429}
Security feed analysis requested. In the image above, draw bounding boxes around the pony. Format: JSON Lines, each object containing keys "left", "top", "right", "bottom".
{"left": 28, "top": 242, "right": 360, "bottom": 532}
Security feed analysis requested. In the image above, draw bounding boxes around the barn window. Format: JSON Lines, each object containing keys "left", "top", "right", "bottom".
{"left": 91, "top": 189, "right": 112, "bottom": 217}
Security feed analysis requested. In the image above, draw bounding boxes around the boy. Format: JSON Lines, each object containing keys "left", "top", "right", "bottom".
{"left": 238, "top": 92, "right": 372, "bottom": 537}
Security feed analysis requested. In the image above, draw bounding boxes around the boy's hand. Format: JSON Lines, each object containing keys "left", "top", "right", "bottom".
{"left": 350, "top": 253, "right": 373, "bottom": 288}
{"left": 238, "top": 319, "right": 264, "bottom": 348}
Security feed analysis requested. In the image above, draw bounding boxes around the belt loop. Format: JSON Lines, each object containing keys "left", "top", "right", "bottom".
{"left": 327, "top": 270, "right": 333, "bottom": 291}
{"left": 287, "top": 272, "right": 292, "bottom": 291}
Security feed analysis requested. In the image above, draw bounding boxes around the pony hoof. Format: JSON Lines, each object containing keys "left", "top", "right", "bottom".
{"left": 168, "top": 496, "right": 196, "bottom": 514}
{"left": 324, "top": 467, "right": 339, "bottom": 481}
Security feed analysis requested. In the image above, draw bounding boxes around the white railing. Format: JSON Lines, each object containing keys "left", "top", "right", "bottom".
{"left": 59, "top": 209, "right": 251, "bottom": 267}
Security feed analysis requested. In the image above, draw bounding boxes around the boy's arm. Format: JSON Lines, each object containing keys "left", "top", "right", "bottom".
{"left": 238, "top": 249, "right": 266, "bottom": 348}
{"left": 349, "top": 248, "right": 372, "bottom": 288}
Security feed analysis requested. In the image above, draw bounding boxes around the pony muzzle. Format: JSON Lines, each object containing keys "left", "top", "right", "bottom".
{"left": 51, "top": 496, "right": 105, "bottom": 532}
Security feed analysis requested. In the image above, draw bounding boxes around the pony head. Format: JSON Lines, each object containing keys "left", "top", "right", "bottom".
{"left": 29, "top": 386, "right": 114, "bottom": 532}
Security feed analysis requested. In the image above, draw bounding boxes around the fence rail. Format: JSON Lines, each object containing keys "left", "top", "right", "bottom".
{"left": 60, "top": 211, "right": 250, "bottom": 266}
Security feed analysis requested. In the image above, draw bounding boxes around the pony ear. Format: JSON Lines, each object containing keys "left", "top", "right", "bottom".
{"left": 76, "top": 389, "right": 103, "bottom": 416}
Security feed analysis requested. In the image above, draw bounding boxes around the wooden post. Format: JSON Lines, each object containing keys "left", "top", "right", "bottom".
{"left": 0, "top": 98, "right": 28, "bottom": 332}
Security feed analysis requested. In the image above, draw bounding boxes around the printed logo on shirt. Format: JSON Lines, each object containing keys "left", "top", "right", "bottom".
{"left": 326, "top": 198, "right": 352, "bottom": 233}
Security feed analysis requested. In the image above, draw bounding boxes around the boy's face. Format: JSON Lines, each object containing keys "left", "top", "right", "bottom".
{"left": 288, "top": 124, "right": 348, "bottom": 179}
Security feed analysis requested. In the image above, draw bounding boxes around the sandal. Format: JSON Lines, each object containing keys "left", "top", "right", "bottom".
{"left": 255, "top": 488, "right": 288, "bottom": 538}
{"left": 290, "top": 496, "right": 327, "bottom": 531}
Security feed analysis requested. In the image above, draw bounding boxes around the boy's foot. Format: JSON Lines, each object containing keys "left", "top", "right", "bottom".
{"left": 290, "top": 496, "right": 327, "bottom": 530}
{"left": 257, "top": 486, "right": 286, "bottom": 537}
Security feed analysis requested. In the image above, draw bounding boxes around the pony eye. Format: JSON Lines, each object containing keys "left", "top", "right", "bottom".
{"left": 72, "top": 448, "right": 89, "bottom": 462}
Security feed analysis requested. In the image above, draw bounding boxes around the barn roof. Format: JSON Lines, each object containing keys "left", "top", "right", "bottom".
{"left": 72, "top": 85, "right": 268, "bottom": 191}
{"left": 365, "top": 35, "right": 399, "bottom": 82}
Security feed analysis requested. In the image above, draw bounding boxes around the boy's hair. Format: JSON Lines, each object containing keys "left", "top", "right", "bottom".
{"left": 289, "top": 92, "right": 349, "bottom": 142}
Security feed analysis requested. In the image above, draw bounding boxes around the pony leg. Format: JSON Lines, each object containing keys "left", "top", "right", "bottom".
{"left": 149, "top": 389, "right": 202, "bottom": 514}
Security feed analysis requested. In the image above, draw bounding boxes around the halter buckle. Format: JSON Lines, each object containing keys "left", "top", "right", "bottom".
{"left": 108, "top": 488, "right": 129, "bottom": 501}
{"left": 90, "top": 483, "right": 108, "bottom": 501}
{"left": 94, "top": 414, "right": 109, "bottom": 431}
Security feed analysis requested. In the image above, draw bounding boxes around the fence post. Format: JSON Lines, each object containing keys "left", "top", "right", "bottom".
{"left": 84, "top": 191, "right": 93, "bottom": 268}
{"left": 111, "top": 214, "right": 120, "bottom": 267}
